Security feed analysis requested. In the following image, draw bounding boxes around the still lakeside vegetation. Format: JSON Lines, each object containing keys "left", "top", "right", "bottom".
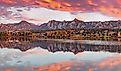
{"left": 0, "top": 29, "right": 121, "bottom": 41}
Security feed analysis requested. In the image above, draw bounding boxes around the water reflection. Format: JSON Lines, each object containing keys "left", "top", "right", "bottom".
{"left": 0, "top": 38, "right": 121, "bottom": 71}
{"left": 0, "top": 38, "right": 121, "bottom": 54}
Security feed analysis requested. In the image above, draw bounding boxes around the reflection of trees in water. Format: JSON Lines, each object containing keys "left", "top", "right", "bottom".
{"left": 38, "top": 40, "right": 121, "bottom": 54}
{"left": 0, "top": 39, "right": 121, "bottom": 54}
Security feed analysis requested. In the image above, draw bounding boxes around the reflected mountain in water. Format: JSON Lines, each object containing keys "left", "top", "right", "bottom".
{"left": 0, "top": 38, "right": 121, "bottom": 54}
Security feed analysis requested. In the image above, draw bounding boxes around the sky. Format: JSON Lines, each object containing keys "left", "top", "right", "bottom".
{"left": 0, "top": 0, "right": 121, "bottom": 24}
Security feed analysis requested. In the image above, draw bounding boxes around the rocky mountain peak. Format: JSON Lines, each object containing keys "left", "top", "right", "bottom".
{"left": 73, "top": 18, "right": 83, "bottom": 22}
{"left": 16, "top": 20, "right": 33, "bottom": 26}
{"left": 20, "top": 20, "right": 29, "bottom": 23}
{"left": 48, "top": 20, "right": 57, "bottom": 23}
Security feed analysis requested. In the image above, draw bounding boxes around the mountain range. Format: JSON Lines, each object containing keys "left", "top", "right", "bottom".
{"left": 0, "top": 21, "right": 39, "bottom": 31}
{"left": 0, "top": 18, "right": 121, "bottom": 31}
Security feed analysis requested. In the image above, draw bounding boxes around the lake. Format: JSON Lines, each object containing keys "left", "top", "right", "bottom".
{"left": 0, "top": 39, "right": 121, "bottom": 71}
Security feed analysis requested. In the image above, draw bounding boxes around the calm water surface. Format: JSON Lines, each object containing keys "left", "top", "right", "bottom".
{"left": 0, "top": 39, "right": 121, "bottom": 71}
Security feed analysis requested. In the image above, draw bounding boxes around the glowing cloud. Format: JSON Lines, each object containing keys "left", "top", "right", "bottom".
{"left": 0, "top": 0, "right": 121, "bottom": 24}
{"left": 0, "top": 0, "right": 121, "bottom": 17}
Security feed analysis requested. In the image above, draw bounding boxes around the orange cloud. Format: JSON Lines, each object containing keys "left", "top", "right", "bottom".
{"left": 0, "top": 0, "right": 121, "bottom": 18}
{"left": 33, "top": 0, "right": 121, "bottom": 18}
{"left": 88, "top": 0, "right": 98, "bottom": 6}
{"left": 99, "top": 5, "right": 121, "bottom": 17}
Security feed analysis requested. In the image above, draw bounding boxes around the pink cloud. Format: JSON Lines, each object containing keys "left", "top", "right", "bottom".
{"left": 0, "top": 0, "right": 121, "bottom": 18}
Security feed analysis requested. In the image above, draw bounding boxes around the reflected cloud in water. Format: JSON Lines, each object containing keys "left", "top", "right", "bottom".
{"left": 1, "top": 54, "right": 121, "bottom": 71}
{"left": 0, "top": 39, "right": 121, "bottom": 71}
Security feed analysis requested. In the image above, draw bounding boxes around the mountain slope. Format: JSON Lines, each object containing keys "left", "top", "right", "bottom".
{"left": 0, "top": 21, "right": 40, "bottom": 31}
{"left": 39, "top": 19, "right": 121, "bottom": 30}
{"left": 0, "top": 19, "right": 121, "bottom": 31}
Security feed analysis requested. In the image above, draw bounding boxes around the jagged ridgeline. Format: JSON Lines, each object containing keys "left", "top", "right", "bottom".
{"left": 0, "top": 19, "right": 121, "bottom": 31}
{"left": 0, "top": 19, "right": 121, "bottom": 40}
{"left": 39, "top": 18, "right": 121, "bottom": 30}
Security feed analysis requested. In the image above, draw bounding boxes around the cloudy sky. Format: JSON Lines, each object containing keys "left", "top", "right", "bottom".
{"left": 0, "top": 0, "right": 121, "bottom": 24}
